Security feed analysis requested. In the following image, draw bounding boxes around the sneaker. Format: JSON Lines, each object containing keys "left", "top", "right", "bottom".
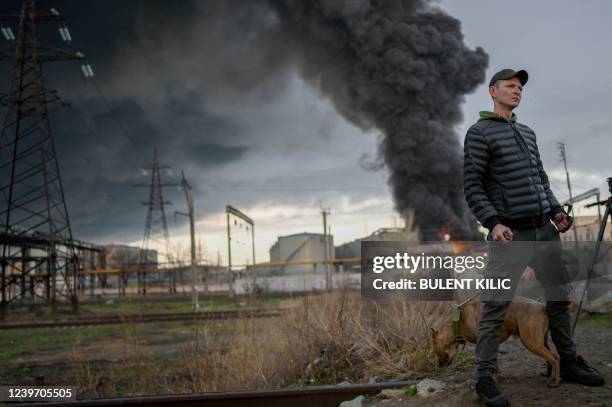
{"left": 560, "top": 356, "right": 605, "bottom": 386}
{"left": 475, "top": 375, "right": 509, "bottom": 407}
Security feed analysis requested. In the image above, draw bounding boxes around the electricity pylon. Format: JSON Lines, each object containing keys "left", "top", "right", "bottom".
{"left": 0, "top": 1, "right": 94, "bottom": 314}
{"left": 134, "top": 148, "right": 178, "bottom": 294}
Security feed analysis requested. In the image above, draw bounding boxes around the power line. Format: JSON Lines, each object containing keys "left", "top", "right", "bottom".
{"left": 208, "top": 186, "right": 388, "bottom": 192}
{"left": 86, "top": 78, "right": 141, "bottom": 150}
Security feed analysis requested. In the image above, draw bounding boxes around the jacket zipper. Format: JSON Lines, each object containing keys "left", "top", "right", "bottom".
{"left": 510, "top": 124, "right": 543, "bottom": 220}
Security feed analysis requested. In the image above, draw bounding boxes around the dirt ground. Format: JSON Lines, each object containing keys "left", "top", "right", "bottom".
{"left": 366, "top": 325, "right": 612, "bottom": 407}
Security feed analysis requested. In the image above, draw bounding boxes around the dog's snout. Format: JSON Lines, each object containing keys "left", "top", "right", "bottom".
{"left": 434, "top": 349, "right": 451, "bottom": 366}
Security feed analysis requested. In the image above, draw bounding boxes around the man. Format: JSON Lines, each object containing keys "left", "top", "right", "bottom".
{"left": 463, "top": 68, "right": 605, "bottom": 407}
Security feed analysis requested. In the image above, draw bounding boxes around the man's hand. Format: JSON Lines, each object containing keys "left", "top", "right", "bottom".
{"left": 554, "top": 212, "right": 573, "bottom": 233}
{"left": 491, "top": 224, "right": 513, "bottom": 243}
{"left": 521, "top": 267, "right": 536, "bottom": 281}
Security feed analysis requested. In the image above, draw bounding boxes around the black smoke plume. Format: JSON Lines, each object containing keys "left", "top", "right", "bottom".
{"left": 270, "top": 0, "right": 489, "bottom": 240}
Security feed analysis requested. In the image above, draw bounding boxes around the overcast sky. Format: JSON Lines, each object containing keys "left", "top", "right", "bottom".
{"left": 1, "top": 0, "right": 610, "bottom": 265}
{"left": 441, "top": 0, "right": 612, "bottom": 199}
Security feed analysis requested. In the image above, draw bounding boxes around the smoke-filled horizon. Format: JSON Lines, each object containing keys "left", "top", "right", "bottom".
{"left": 267, "top": 0, "right": 489, "bottom": 239}
{"left": 0, "top": 0, "right": 488, "bottom": 246}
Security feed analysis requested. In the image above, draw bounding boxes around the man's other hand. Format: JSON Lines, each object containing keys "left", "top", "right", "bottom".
{"left": 521, "top": 267, "right": 536, "bottom": 281}
{"left": 554, "top": 213, "right": 573, "bottom": 233}
{"left": 492, "top": 224, "right": 513, "bottom": 243}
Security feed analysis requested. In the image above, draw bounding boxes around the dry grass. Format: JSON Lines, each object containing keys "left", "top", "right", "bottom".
{"left": 181, "top": 292, "right": 452, "bottom": 389}
{"left": 71, "top": 292, "right": 453, "bottom": 397}
{"left": 70, "top": 323, "right": 170, "bottom": 397}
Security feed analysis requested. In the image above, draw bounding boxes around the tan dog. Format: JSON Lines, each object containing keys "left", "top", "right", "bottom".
{"left": 431, "top": 301, "right": 560, "bottom": 387}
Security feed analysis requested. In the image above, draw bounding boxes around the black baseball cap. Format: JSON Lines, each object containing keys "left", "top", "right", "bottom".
{"left": 488, "top": 69, "right": 528, "bottom": 87}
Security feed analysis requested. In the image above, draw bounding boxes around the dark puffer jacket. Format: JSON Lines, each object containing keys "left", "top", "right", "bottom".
{"left": 463, "top": 112, "right": 562, "bottom": 230}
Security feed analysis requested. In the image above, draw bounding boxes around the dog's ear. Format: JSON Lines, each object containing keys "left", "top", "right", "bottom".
{"left": 430, "top": 327, "right": 437, "bottom": 336}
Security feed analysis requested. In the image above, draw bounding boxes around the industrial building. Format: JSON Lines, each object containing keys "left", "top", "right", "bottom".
{"left": 102, "top": 244, "right": 158, "bottom": 268}
{"left": 335, "top": 209, "right": 420, "bottom": 259}
{"left": 269, "top": 232, "right": 334, "bottom": 273}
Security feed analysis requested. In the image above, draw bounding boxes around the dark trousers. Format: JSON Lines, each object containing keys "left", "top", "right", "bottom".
{"left": 476, "top": 221, "right": 576, "bottom": 377}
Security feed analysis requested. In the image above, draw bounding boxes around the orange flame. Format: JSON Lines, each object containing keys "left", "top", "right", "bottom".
{"left": 438, "top": 226, "right": 472, "bottom": 254}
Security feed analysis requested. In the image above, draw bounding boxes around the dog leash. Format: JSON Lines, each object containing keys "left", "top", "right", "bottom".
{"left": 452, "top": 293, "right": 481, "bottom": 348}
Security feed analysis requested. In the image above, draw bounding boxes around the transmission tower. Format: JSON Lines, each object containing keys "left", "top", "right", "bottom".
{"left": 0, "top": 1, "right": 94, "bottom": 314}
{"left": 134, "top": 148, "right": 178, "bottom": 294}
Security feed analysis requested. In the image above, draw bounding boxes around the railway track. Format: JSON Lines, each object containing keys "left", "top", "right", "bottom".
{"left": 18, "top": 381, "right": 419, "bottom": 407}
{"left": 0, "top": 308, "right": 285, "bottom": 330}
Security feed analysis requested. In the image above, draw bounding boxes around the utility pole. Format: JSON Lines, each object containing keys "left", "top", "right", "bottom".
{"left": 197, "top": 237, "right": 208, "bottom": 295}
{"left": 176, "top": 171, "right": 198, "bottom": 312}
{"left": 0, "top": 1, "right": 93, "bottom": 314}
{"left": 558, "top": 142, "right": 579, "bottom": 242}
{"left": 226, "top": 211, "right": 233, "bottom": 298}
{"left": 251, "top": 222, "right": 256, "bottom": 266}
{"left": 321, "top": 208, "right": 331, "bottom": 290}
